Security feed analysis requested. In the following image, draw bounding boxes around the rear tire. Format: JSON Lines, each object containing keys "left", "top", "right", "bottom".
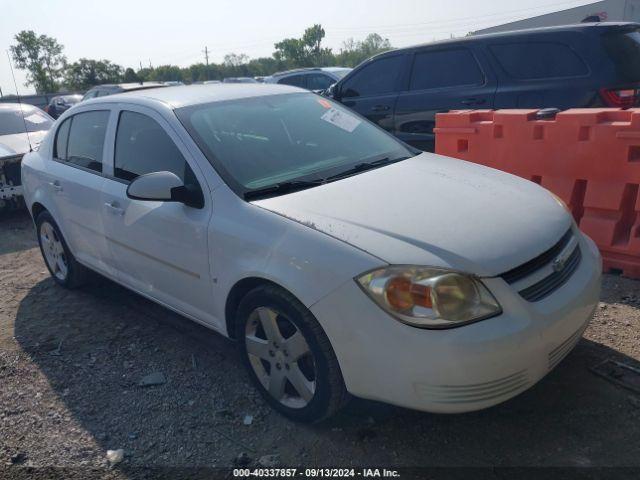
{"left": 36, "top": 211, "right": 88, "bottom": 288}
{"left": 236, "top": 284, "right": 349, "bottom": 422}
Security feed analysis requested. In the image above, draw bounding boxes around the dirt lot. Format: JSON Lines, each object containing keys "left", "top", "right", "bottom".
{"left": 1, "top": 209, "right": 640, "bottom": 477}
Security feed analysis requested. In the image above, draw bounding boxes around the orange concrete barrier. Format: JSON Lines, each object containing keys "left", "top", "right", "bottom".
{"left": 434, "top": 108, "right": 640, "bottom": 278}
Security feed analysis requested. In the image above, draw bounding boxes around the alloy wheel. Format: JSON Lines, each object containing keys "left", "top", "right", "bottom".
{"left": 245, "top": 306, "right": 316, "bottom": 408}
{"left": 40, "top": 221, "right": 68, "bottom": 281}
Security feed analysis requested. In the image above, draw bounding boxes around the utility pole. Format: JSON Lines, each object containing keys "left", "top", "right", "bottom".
{"left": 149, "top": 58, "right": 152, "bottom": 69}
{"left": 203, "top": 46, "right": 210, "bottom": 80}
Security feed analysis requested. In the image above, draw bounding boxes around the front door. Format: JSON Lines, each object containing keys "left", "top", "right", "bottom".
{"left": 336, "top": 53, "right": 407, "bottom": 133}
{"left": 100, "top": 107, "right": 215, "bottom": 325}
{"left": 394, "top": 47, "right": 497, "bottom": 151}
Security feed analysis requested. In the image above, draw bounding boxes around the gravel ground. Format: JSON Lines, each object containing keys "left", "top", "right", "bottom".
{"left": 1, "top": 210, "right": 640, "bottom": 477}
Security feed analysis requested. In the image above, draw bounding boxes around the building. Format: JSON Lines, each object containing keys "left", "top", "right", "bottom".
{"left": 473, "top": 0, "right": 640, "bottom": 35}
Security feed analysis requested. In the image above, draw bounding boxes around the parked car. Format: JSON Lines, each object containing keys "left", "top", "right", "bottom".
{"left": 1, "top": 103, "right": 53, "bottom": 210}
{"left": 222, "top": 77, "right": 258, "bottom": 83}
{"left": 203, "top": 80, "right": 221, "bottom": 84}
{"left": 81, "top": 82, "right": 166, "bottom": 101}
{"left": 21, "top": 84, "right": 601, "bottom": 421}
{"left": 265, "top": 67, "right": 352, "bottom": 91}
{"left": 325, "top": 22, "right": 640, "bottom": 151}
{"left": 163, "top": 81, "right": 184, "bottom": 87}
{"left": 44, "top": 94, "right": 82, "bottom": 119}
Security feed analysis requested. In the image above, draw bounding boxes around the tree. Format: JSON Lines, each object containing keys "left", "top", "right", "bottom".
{"left": 63, "top": 59, "right": 123, "bottom": 90}
{"left": 274, "top": 24, "right": 333, "bottom": 67}
{"left": 10, "top": 30, "right": 66, "bottom": 93}
{"left": 123, "top": 67, "right": 140, "bottom": 83}
{"left": 335, "top": 33, "right": 393, "bottom": 67}
{"left": 223, "top": 53, "right": 249, "bottom": 67}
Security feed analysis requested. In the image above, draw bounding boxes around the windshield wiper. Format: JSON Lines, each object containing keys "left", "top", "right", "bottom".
{"left": 325, "top": 155, "right": 411, "bottom": 182}
{"left": 244, "top": 179, "right": 325, "bottom": 200}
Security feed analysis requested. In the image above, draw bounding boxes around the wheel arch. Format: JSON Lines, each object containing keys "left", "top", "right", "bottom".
{"left": 225, "top": 276, "right": 300, "bottom": 340}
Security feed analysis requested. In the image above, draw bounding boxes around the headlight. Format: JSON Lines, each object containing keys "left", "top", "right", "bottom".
{"left": 356, "top": 266, "right": 501, "bottom": 329}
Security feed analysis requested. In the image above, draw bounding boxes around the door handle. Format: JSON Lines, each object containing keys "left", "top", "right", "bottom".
{"left": 104, "top": 201, "right": 124, "bottom": 215}
{"left": 49, "top": 181, "right": 63, "bottom": 192}
{"left": 461, "top": 98, "right": 487, "bottom": 106}
{"left": 371, "top": 104, "right": 390, "bottom": 112}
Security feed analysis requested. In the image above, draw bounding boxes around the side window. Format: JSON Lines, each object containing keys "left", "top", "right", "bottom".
{"left": 82, "top": 90, "right": 97, "bottom": 101}
{"left": 66, "top": 111, "right": 109, "bottom": 172}
{"left": 410, "top": 49, "right": 484, "bottom": 90}
{"left": 489, "top": 42, "right": 588, "bottom": 79}
{"left": 307, "top": 74, "right": 334, "bottom": 91}
{"left": 278, "top": 75, "right": 306, "bottom": 88}
{"left": 341, "top": 55, "right": 404, "bottom": 98}
{"left": 54, "top": 117, "right": 71, "bottom": 159}
{"left": 114, "top": 111, "right": 197, "bottom": 186}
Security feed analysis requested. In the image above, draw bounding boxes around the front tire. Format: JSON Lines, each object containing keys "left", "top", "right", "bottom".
{"left": 237, "top": 284, "right": 349, "bottom": 422}
{"left": 36, "top": 211, "right": 88, "bottom": 288}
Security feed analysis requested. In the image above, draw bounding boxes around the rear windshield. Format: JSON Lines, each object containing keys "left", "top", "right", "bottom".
{"left": 0, "top": 107, "right": 52, "bottom": 136}
{"left": 602, "top": 27, "right": 640, "bottom": 83}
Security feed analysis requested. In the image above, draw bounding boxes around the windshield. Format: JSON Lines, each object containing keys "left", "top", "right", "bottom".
{"left": 0, "top": 107, "right": 52, "bottom": 136}
{"left": 177, "top": 93, "right": 412, "bottom": 196}
{"left": 602, "top": 27, "right": 640, "bottom": 83}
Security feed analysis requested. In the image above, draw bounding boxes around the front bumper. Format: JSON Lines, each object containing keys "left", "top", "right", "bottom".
{"left": 310, "top": 233, "right": 602, "bottom": 414}
{"left": 0, "top": 155, "right": 23, "bottom": 201}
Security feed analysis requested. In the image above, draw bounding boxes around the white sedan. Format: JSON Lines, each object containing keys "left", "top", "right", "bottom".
{"left": 21, "top": 84, "right": 602, "bottom": 422}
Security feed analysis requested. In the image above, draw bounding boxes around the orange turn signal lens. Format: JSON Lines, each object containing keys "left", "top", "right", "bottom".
{"left": 385, "top": 276, "right": 432, "bottom": 311}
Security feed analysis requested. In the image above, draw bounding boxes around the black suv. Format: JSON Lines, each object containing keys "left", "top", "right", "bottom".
{"left": 326, "top": 22, "right": 640, "bottom": 151}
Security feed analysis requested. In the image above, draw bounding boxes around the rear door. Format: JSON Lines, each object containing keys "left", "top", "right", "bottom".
{"left": 100, "top": 105, "right": 215, "bottom": 324}
{"left": 335, "top": 53, "right": 408, "bottom": 132}
{"left": 394, "top": 46, "right": 496, "bottom": 151}
{"left": 45, "top": 109, "right": 115, "bottom": 273}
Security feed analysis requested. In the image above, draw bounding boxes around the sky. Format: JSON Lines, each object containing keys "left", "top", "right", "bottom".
{"left": 0, "top": 0, "right": 599, "bottom": 95}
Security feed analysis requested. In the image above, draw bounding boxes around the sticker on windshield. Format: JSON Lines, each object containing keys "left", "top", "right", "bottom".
{"left": 320, "top": 108, "right": 361, "bottom": 133}
{"left": 24, "top": 113, "right": 47, "bottom": 124}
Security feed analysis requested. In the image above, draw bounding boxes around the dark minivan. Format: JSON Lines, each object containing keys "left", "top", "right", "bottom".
{"left": 326, "top": 22, "right": 640, "bottom": 151}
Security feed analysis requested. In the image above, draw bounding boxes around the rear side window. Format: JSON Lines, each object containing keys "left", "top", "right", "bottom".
{"left": 54, "top": 118, "right": 71, "bottom": 159}
{"left": 410, "top": 48, "right": 484, "bottom": 90}
{"left": 341, "top": 55, "right": 404, "bottom": 97}
{"left": 114, "top": 111, "right": 195, "bottom": 184}
{"left": 490, "top": 42, "right": 588, "bottom": 79}
{"left": 278, "top": 75, "right": 306, "bottom": 88}
{"left": 65, "top": 111, "right": 109, "bottom": 172}
{"left": 602, "top": 28, "right": 640, "bottom": 82}
{"left": 307, "top": 74, "right": 334, "bottom": 90}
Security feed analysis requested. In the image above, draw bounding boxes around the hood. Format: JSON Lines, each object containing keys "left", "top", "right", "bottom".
{"left": 0, "top": 131, "right": 47, "bottom": 159}
{"left": 253, "top": 153, "right": 571, "bottom": 277}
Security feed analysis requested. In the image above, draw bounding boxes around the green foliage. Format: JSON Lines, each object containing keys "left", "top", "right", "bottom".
{"left": 63, "top": 59, "right": 123, "bottom": 90}
{"left": 123, "top": 67, "right": 140, "bottom": 83}
{"left": 335, "top": 33, "right": 393, "bottom": 67}
{"left": 274, "top": 24, "right": 334, "bottom": 67}
{"left": 10, "top": 25, "right": 393, "bottom": 92}
{"left": 10, "top": 30, "right": 66, "bottom": 93}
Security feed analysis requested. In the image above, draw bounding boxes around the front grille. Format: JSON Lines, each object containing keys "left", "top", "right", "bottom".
{"left": 500, "top": 228, "right": 582, "bottom": 302}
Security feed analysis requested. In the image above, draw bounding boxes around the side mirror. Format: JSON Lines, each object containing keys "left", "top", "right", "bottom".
{"left": 325, "top": 83, "right": 338, "bottom": 99}
{"left": 126, "top": 171, "right": 204, "bottom": 209}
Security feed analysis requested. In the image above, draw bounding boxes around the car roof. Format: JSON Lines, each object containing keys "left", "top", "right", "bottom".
{"left": 0, "top": 102, "right": 40, "bottom": 112}
{"left": 271, "top": 67, "right": 350, "bottom": 77}
{"left": 370, "top": 22, "right": 639, "bottom": 58}
{"left": 85, "top": 83, "right": 305, "bottom": 109}
{"left": 89, "top": 82, "right": 165, "bottom": 91}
